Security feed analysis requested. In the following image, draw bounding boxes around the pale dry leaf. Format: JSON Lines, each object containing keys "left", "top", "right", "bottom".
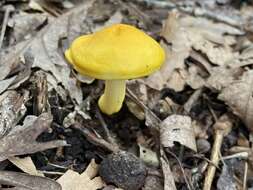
{"left": 146, "top": 10, "right": 236, "bottom": 92}
{"left": 206, "top": 66, "right": 242, "bottom": 91}
{"left": 180, "top": 15, "right": 236, "bottom": 66}
{"left": 84, "top": 159, "right": 99, "bottom": 179}
{"left": 57, "top": 159, "right": 104, "bottom": 190}
{"left": 0, "top": 40, "right": 28, "bottom": 80}
{"left": 219, "top": 70, "right": 253, "bottom": 132}
{"left": 191, "top": 37, "right": 234, "bottom": 66}
{"left": 185, "top": 64, "right": 205, "bottom": 89}
{"left": 166, "top": 69, "right": 187, "bottom": 92}
{"left": 57, "top": 170, "right": 82, "bottom": 190}
{"left": 10, "top": 115, "right": 38, "bottom": 134}
{"left": 9, "top": 156, "right": 44, "bottom": 177}
{"left": 29, "top": 0, "right": 44, "bottom": 12}
{"left": 0, "top": 76, "right": 17, "bottom": 94}
{"left": 145, "top": 11, "right": 191, "bottom": 91}
{"left": 8, "top": 11, "right": 48, "bottom": 42}
{"left": 180, "top": 16, "right": 244, "bottom": 37}
{"left": 160, "top": 114, "right": 197, "bottom": 151}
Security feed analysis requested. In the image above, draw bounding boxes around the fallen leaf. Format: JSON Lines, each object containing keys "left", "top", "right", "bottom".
{"left": 9, "top": 156, "right": 44, "bottom": 177}
{"left": 2, "top": 1, "right": 95, "bottom": 106}
{"left": 206, "top": 66, "right": 242, "bottom": 91}
{"left": 160, "top": 114, "right": 197, "bottom": 152}
{"left": 0, "top": 40, "right": 28, "bottom": 80}
{"left": 0, "top": 113, "right": 67, "bottom": 161}
{"left": 219, "top": 70, "right": 253, "bottom": 132}
{"left": 185, "top": 64, "right": 205, "bottom": 89}
{"left": 0, "top": 171, "right": 61, "bottom": 190}
{"left": 145, "top": 11, "right": 190, "bottom": 91}
{"left": 0, "top": 76, "right": 17, "bottom": 94}
{"left": 57, "top": 159, "right": 104, "bottom": 190}
{"left": 217, "top": 164, "right": 237, "bottom": 190}
{"left": 145, "top": 10, "right": 237, "bottom": 92}
{"left": 8, "top": 11, "right": 48, "bottom": 43}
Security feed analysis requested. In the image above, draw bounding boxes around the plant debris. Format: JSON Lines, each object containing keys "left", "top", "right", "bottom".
{"left": 1, "top": 0, "right": 253, "bottom": 189}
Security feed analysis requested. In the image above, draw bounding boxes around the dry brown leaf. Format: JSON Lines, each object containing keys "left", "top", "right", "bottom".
{"left": 145, "top": 11, "right": 190, "bottom": 91}
{"left": 180, "top": 16, "right": 244, "bottom": 37}
{"left": 0, "top": 113, "right": 67, "bottom": 161}
{"left": 160, "top": 114, "right": 197, "bottom": 152}
{"left": 84, "top": 159, "right": 99, "bottom": 179}
{"left": 185, "top": 65, "right": 205, "bottom": 89}
{"left": 145, "top": 10, "right": 237, "bottom": 92}
{"left": 9, "top": 156, "right": 44, "bottom": 177}
{"left": 57, "top": 159, "right": 104, "bottom": 190}
{"left": 0, "top": 40, "right": 28, "bottom": 80}
{"left": 166, "top": 69, "right": 187, "bottom": 92}
{"left": 0, "top": 171, "right": 61, "bottom": 190}
{"left": 219, "top": 70, "right": 253, "bottom": 132}
{"left": 2, "top": 1, "right": 96, "bottom": 106}
{"left": 191, "top": 37, "right": 234, "bottom": 66}
{"left": 8, "top": 11, "right": 48, "bottom": 43}
{"left": 206, "top": 66, "right": 242, "bottom": 91}
{"left": 0, "top": 76, "right": 17, "bottom": 94}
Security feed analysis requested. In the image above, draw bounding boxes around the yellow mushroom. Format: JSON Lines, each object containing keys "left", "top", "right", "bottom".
{"left": 65, "top": 24, "right": 165, "bottom": 115}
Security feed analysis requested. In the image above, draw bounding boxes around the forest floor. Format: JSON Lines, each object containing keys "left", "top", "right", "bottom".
{"left": 1, "top": 0, "right": 253, "bottom": 189}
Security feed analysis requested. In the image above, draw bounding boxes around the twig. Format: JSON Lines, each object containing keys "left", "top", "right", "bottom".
{"left": 222, "top": 152, "right": 248, "bottom": 160}
{"left": 96, "top": 107, "right": 115, "bottom": 144}
{"left": 73, "top": 123, "right": 120, "bottom": 153}
{"left": 0, "top": 5, "right": 14, "bottom": 49}
{"left": 203, "top": 115, "right": 233, "bottom": 190}
{"left": 38, "top": 170, "right": 65, "bottom": 175}
{"left": 243, "top": 161, "right": 248, "bottom": 190}
{"left": 165, "top": 148, "right": 194, "bottom": 190}
{"left": 183, "top": 88, "right": 203, "bottom": 114}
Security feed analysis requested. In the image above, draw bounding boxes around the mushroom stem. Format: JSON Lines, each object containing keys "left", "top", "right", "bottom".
{"left": 98, "top": 80, "right": 126, "bottom": 115}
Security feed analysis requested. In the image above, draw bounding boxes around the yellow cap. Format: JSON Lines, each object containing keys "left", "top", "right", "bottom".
{"left": 65, "top": 24, "right": 165, "bottom": 80}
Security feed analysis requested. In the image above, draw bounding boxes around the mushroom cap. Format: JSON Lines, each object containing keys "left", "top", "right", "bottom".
{"left": 65, "top": 24, "right": 165, "bottom": 80}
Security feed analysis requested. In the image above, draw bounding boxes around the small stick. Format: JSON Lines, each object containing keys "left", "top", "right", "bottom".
{"left": 243, "top": 161, "right": 248, "bottom": 190}
{"left": 96, "top": 107, "right": 114, "bottom": 144}
{"left": 165, "top": 148, "right": 194, "bottom": 190}
{"left": 0, "top": 5, "right": 14, "bottom": 49}
{"left": 203, "top": 115, "right": 233, "bottom": 190}
{"left": 73, "top": 123, "right": 120, "bottom": 153}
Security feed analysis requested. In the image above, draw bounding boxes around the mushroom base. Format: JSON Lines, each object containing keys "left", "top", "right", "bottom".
{"left": 98, "top": 80, "right": 126, "bottom": 115}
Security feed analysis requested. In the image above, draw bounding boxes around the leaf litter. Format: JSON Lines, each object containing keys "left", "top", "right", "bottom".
{"left": 1, "top": 0, "right": 253, "bottom": 189}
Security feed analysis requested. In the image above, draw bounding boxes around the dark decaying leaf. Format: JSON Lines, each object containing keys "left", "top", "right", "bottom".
{"left": 217, "top": 164, "right": 237, "bottom": 190}
{"left": 0, "top": 112, "right": 67, "bottom": 161}
{"left": 0, "top": 171, "right": 61, "bottom": 190}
